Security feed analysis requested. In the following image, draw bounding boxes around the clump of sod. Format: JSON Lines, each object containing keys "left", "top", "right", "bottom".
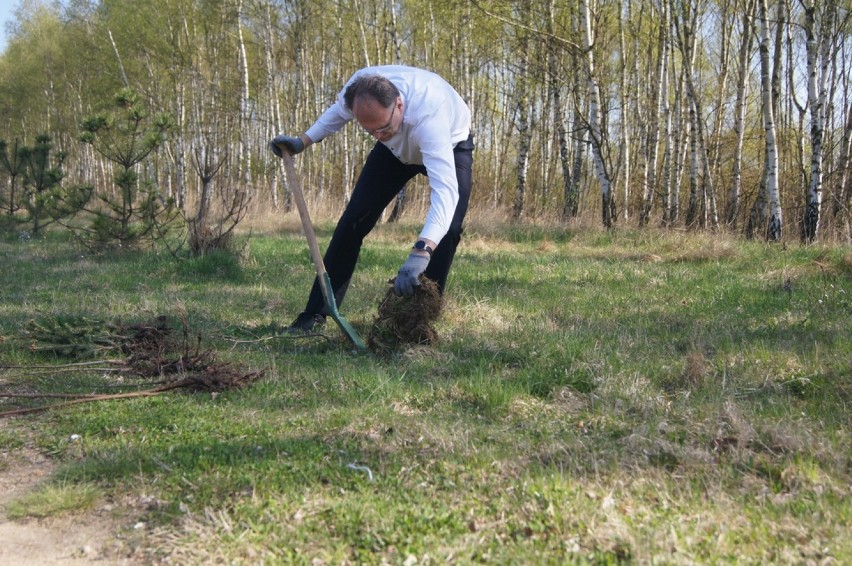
{"left": 368, "top": 276, "right": 443, "bottom": 353}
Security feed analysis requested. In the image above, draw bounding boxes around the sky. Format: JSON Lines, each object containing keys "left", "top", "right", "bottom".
{"left": 0, "top": 0, "right": 17, "bottom": 54}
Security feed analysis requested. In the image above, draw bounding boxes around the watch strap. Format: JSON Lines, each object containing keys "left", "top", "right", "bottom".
{"left": 413, "top": 240, "right": 433, "bottom": 257}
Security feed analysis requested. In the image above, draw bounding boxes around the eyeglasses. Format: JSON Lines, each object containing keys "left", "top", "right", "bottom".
{"left": 362, "top": 105, "right": 396, "bottom": 135}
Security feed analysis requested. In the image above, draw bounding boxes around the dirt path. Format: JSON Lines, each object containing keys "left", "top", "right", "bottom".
{"left": 0, "top": 423, "right": 138, "bottom": 565}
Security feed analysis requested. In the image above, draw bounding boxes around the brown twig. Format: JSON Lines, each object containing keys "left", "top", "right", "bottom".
{"left": 0, "top": 392, "right": 103, "bottom": 399}
{"left": 1, "top": 367, "right": 126, "bottom": 376}
{"left": 0, "top": 371, "right": 264, "bottom": 418}
{"left": 0, "top": 360, "right": 128, "bottom": 375}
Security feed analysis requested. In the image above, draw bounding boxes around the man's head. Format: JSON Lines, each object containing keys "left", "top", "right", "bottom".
{"left": 344, "top": 75, "right": 403, "bottom": 141}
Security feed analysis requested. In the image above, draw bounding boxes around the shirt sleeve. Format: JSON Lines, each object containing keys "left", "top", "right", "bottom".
{"left": 413, "top": 119, "right": 460, "bottom": 244}
{"left": 304, "top": 97, "right": 353, "bottom": 143}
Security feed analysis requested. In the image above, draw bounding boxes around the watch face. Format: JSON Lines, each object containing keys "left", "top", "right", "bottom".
{"left": 415, "top": 241, "right": 426, "bottom": 250}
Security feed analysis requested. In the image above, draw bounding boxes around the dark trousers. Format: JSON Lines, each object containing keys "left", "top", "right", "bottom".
{"left": 304, "top": 135, "right": 474, "bottom": 315}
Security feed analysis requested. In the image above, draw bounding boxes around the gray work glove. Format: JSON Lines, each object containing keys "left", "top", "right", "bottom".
{"left": 270, "top": 134, "right": 305, "bottom": 157}
{"left": 394, "top": 252, "right": 430, "bottom": 297}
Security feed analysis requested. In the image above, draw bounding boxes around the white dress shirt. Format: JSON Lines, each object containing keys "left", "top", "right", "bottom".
{"left": 304, "top": 65, "right": 471, "bottom": 245}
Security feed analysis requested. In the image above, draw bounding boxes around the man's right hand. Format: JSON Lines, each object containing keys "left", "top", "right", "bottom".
{"left": 270, "top": 134, "right": 305, "bottom": 157}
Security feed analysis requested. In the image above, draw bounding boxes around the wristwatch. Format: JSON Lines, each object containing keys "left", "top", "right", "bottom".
{"left": 413, "top": 240, "right": 433, "bottom": 257}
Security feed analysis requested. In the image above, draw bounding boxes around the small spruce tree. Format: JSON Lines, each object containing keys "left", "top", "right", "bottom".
{"left": 0, "top": 135, "right": 91, "bottom": 235}
{"left": 80, "top": 89, "right": 177, "bottom": 248}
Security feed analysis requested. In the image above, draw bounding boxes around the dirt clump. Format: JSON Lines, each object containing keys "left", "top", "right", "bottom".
{"left": 368, "top": 276, "right": 444, "bottom": 354}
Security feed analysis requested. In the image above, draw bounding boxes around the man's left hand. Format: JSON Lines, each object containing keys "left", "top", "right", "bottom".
{"left": 394, "top": 253, "right": 430, "bottom": 297}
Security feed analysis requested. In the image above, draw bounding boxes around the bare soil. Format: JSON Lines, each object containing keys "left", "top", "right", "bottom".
{"left": 0, "top": 422, "right": 138, "bottom": 565}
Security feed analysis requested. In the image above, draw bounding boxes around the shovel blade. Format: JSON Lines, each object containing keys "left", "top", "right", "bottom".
{"left": 321, "top": 273, "right": 367, "bottom": 352}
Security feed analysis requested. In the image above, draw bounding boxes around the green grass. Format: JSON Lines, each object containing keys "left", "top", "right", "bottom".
{"left": 5, "top": 482, "right": 101, "bottom": 519}
{"left": 0, "top": 224, "right": 850, "bottom": 564}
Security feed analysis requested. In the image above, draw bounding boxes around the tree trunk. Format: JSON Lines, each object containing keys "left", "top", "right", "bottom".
{"left": 685, "top": 94, "right": 700, "bottom": 228}
{"left": 582, "top": 0, "right": 616, "bottom": 228}
{"left": 667, "top": 66, "right": 688, "bottom": 227}
{"left": 750, "top": 0, "right": 782, "bottom": 241}
{"left": 513, "top": 97, "right": 531, "bottom": 222}
{"left": 618, "top": 4, "right": 631, "bottom": 222}
{"left": 547, "top": 0, "right": 574, "bottom": 223}
{"left": 387, "top": 0, "right": 402, "bottom": 64}
{"left": 675, "top": 2, "right": 718, "bottom": 231}
{"left": 565, "top": 26, "right": 586, "bottom": 221}
{"left": 512, "top": 0, "right": 533, "bottom": 222}
{"left": 801, "top": 0, "right": 834, "bottom": 243}
{"left": 640, "top": 0, "right": 668, "bottom": 227}
{"left": 834, "top": 101, "right": 852, "bottom": 240}
{"left": 263, "top": 0, "right": 281, "bottom": 210}
{"left": 707, "top": 0, "right": 733, "bottom": 186}
{"left": 726, "top": 0, "right": 756, "bottom": 227}
{"left": 236, "top": 0, "right": 252, "bottom": 191}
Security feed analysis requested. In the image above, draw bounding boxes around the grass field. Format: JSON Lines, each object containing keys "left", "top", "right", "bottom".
{"left": 1, "top": 220, "right": 850, "bottom": 564}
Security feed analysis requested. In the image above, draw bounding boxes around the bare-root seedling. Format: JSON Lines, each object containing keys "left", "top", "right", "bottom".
{"left": 1, "top": 314, "right": 264, "bottom": 417}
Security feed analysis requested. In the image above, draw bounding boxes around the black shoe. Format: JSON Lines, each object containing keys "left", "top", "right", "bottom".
{"left": 285, "top": 312, "right": 326, "bottom": 334}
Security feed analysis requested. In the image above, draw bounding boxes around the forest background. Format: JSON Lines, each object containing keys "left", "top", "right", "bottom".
{"left": 0, "top": 0, "right": 851, "bottom": 243}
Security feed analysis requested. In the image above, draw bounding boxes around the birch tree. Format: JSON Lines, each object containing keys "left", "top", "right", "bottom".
{"left": 512, "top": 0, "right": 534, "bottom": 222}
{"left": 639, "top": 0, "right": 668, "bottom": 227}
{"left": 674, "top": 0, "right": 719, "bottom": 231}
{"left": 564, "top": 10, "right": 586, "bottom": 221}
{"left": 835, "top": 101, "right": 852, "bottom": 239}
{"left": 546, "top": 0, "right": 575, "bottom": 222}
{"left": 747, "top": 0, "right": 782, "bottom": 240}
{"left": 236, "top": 0, "right": 253, "bottom": 190}
{"left": 2, "top": 0, "right": 852, "bottom": 241}
{"left": 800, "top": 0, "right": 835, "bottom": 243}
{"left": 581, "top": 0, "right": 616, "bottom": 227}
{"left": 726, "top": 0, "right": 756, "bottom": 227}
{"left": 617, "top": 3, "right": 631, "bottom": 222}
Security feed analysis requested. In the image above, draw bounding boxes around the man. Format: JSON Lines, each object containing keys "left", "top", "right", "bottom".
{"left": 271, "top": 65, "right": 474, "bottom": 333}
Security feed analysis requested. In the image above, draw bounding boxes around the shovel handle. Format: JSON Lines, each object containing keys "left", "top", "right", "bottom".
{"left": 278, "top": 146, "right": 333, "bottom": 303}
{"left": 277, "top": 145, "right": 368, "bottom": 352}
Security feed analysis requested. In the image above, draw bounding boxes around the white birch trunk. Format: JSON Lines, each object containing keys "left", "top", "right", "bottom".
{"left": 387, "top": 0, "right": 401, "bottom": 64}
{"left": 263, "top": 1, "right": 280, "bottom": 210}
{"left": 173, "top": 82, "right": 187, "bottom": 209}
{"left": 835, "top": 102, "right": 852, "bottom": 240}
{"left": 548, "top": 0, "right": 573, "bottom": 222}
{"left": 513, "top": 86, "right": 531, "bottom": 222}
{"left": 686, "top": 95, "right": 700, "bottom": 228}
{"left": 676, "top": 3, "right": 719, "bottom": 230}
{"left": 351, "top": 0, "right": 372, "bottom": 66}
{"left": 668, "top": 67, "right": 688, "bottom": 226}
{"left": 108, "top": 29, "right": 129, "bottom": 88}
{"left": 727, "top": 0, "right": 755, "bottom": 227}
{"left": 641, "top": 0, "right": 668, "bottom": 227}
{"left": 582, "top": 0, "right": 615, "bottom": 227}
{"left": 760, "top": 0, "right": 782, "bottom": 240}
{"left": 237, "top": 0, "right": 252, "bottom": 191}
{"left": 512, "top": 0, "right": 533, "bottom": 222}
{"left": 801, "top": 0, "right": 833, "bottom": 242}
{"left": 618, "top": 4, "right": 630, "bottom": 222}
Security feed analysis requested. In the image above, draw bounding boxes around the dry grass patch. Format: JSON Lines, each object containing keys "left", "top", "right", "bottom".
{"left": 840, "top": 252, "right": 852, "bottom": 277}
{"left": 462, "top": 234, "right": 526, "bottom": 254}
{"left": 662, "top": 348, "right": 714, "bottom": 391}
{"left": 442, "top": 296, "right": 516, "bottom": 338}
{"left": 571, "top": 237, "right": 738, "bottom": 264}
